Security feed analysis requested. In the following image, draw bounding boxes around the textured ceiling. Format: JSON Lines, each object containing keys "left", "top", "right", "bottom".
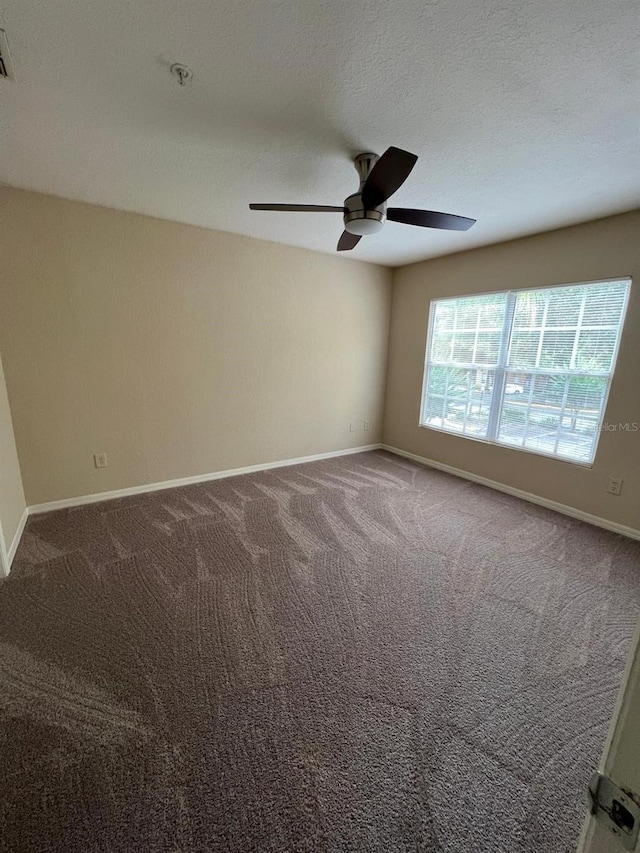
{"left": 1, "top": 0, "right": 639, "bottom": 266}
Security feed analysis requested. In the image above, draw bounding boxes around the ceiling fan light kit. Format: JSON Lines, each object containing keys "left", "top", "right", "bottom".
{"left": 250, "top": 146, "right": 476, "bottom": 252}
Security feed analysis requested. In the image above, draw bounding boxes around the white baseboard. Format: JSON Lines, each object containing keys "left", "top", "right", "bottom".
{"left": 0, "top": 506, "right": 29, "bottom": 577}
{"left": 381, "top": 444, "right": 640, "bottom": 542}
{"left": 28, "top": 444, "right": 383, "bottom": 515}
{"left": 7, "top": 507, "right": 29, "bottom": 567}
{"left": 0, "top": 526, "right": 7, "bottom": 578}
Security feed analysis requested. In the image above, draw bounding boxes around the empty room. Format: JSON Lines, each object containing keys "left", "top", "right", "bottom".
{"left": 1, "top": 1, "right": 639, "bottom": 851}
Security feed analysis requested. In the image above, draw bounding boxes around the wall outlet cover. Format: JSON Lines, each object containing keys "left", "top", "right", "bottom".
{"left": 607, "top": 477, "right": 623, "bottom": 496}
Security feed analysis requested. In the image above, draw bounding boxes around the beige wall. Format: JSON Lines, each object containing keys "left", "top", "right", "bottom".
{"left": 3, "top": 184, "right": 638, "bottom": 530}
{"left": 384, "top": 210, "right": 640, "bottom": 531}
{"left": 0, "top": 187, "right": 392, "bottom": 505}
{"left": 0, "top": 349, "right": 26, "bottom": 571}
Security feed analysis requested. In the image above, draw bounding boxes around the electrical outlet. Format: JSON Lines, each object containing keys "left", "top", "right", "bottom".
{"left": 349, "top": 423, "right": 355, "bottom": 432}
{"left": 607, "top": 476, "right": 623, "bottom": 496}
{"left": 94, "top": 452, "right": 108, "bottom": 469}
{"left": 364, "top": 420, "right": 370, "bottom": 432}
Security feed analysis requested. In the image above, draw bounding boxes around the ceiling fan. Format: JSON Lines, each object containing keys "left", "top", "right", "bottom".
{"left": 250, "top": 146, "right": 476, "bottom": 252}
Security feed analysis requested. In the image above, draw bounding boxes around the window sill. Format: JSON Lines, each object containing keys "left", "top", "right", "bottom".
{"left": 417, "top": 422, "right": 595, "bottom": 468}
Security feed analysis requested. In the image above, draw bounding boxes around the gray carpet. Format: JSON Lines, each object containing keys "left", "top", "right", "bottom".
{"left": 1, "top": 450, "right": 639, "bottom": 852}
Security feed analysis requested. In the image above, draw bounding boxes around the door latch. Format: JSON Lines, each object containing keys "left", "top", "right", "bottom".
{"left": 589, "top": 772, "right": 640, "bottom": 850}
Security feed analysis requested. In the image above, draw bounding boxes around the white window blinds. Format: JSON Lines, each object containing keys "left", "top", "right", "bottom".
{"left": 420, "top": 279, "right": 630, "bottom": 464}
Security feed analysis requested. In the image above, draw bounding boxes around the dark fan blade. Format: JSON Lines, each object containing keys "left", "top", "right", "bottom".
{"left": 387, "top": 208, "right": 476, "bottom": 231}
{"left": 361, "top": 147, "right": 418, "bottom": 209}
{"left": 249, "top": 204, "right": 345, "bottom": 212}
{"left": 337, "top": 231, "right": 361, "bottom": 251}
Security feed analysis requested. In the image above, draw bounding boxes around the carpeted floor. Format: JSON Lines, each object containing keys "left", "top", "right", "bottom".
{"left": 1, "top": 450, "right": 639, "bottom": 852}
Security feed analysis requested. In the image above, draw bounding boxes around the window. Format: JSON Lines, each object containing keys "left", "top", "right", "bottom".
{"left": 420, "top": 278, "right": 630, "bottom": 464}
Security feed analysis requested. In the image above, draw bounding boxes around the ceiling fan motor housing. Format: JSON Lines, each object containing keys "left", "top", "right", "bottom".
{"left": 344, "top": 152, "right": 386, "bottom": 236}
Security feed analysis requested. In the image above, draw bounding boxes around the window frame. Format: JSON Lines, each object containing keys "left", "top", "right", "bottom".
{"left": 418, "top": 277, "right": 632, "bottom": 468}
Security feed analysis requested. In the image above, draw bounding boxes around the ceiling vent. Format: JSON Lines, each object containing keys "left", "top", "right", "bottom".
{"left": 0, "top": 30, "right": 15, "bottom": 80}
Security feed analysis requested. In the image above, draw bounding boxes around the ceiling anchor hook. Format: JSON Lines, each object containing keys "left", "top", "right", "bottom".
{"left": 170, "top": 63, "right": 193, "bottom": 86}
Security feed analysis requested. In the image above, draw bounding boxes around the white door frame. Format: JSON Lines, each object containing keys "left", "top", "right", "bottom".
{"left": 577, "top": 615, "right": 640, "bottom": 852}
